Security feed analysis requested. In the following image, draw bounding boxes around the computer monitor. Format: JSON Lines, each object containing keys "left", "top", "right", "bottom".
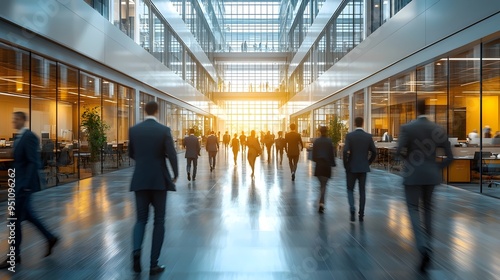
{"left": 41, "top": 132, "right": 50, "bottom": 139}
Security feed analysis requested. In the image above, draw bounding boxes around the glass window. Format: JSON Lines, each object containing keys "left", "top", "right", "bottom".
{"left": 57, "top": 64, "right": 79, "bottom": 184}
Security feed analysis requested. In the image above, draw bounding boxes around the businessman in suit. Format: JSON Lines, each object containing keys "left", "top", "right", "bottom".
{"left": 183, "top": 128, "right": 200, "bottom": 181}
{"left": 342, "top": 117, "right": 377, "bottom": 222}
{"left": 1, "top": 112, "right": 59, "bottom": 270}
{"left": 129, "top": 101, "right": 178, "bottom": 275}
{"left": 206, "top": 131, "right": 219, "bottom": 172}
{"left": 285, "top": 123, "right": 304, "bottom": 181}
{"left": 397, "top": 99, "right": 453, "bottom": 273}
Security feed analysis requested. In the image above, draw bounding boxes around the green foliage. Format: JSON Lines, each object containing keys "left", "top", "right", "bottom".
{"left": 81, "top": 106, "right": 109, "bottom": 162}
{"left": 191, "top": 122, "right": 203, "bottom": 137}
{"left": 328, "top": 115, "right": 347, "bottom": 147}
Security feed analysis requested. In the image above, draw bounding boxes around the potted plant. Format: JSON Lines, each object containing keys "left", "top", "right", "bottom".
{"left": 81, "top": 106, "right": 109, "bottom": 174}
{"left": 328, "top": 115, "right": 348, "bottom": 158}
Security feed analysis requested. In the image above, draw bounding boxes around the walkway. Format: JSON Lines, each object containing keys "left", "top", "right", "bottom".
{"left": 0, "top": 148, "right": 499, "bottom": 279}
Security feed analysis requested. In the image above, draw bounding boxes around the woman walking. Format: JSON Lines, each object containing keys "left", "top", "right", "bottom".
{"left": 312, "top": 126, "right": 336, "bottom": 213}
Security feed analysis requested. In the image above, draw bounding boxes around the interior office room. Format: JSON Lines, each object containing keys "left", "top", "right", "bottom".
{"left": 0, "top": 0, "right": 500, "bottom": 278}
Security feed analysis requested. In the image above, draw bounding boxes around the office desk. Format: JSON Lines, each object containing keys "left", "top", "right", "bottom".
{"left": 442, "top": 156, "right": 500, "bottom": 183}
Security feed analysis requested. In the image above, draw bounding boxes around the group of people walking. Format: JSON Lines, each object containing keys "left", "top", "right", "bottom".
{"left": 1, "top": 100, "right": 453, "bottom": 275}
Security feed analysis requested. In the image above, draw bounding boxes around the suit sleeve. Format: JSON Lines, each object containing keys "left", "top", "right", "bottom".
{"left": 164, "top": 128, "right": 179, "bottom": 178}
{"left": 128, "top": 128, "right": 135, "bottom": 160}
{"left": 368, "top": 138, "right": 377, "bottom": 164}
{"left": 342, "top": 135, "right": 350, "bottom": 170}
{"left": 299, "top": 135, "right": 304, "bottom": 151}
{"left": 396, "top": 126, "right": 409, "bottom": 159}
{"left": 24, "top": 133, "right": 41, "bottom": 190}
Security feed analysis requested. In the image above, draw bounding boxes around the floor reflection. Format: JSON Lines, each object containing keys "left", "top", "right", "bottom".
{"left": 0, "top": 148, "right": 499, "bottom": 279}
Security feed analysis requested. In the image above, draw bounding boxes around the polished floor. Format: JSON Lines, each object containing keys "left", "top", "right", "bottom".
{"left": 1, "top": 147, "right": 499, "bottom": 280}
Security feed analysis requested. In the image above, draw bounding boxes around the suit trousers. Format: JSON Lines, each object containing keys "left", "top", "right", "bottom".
{"left": 346, "top": 172, "right": 367, "bottom": 215}
{"left": 133, "top": 190, "right": 167, "bottom": 267}
{"left": 14, "top": 192, "right": 55, "bottom": 255}
{"left": 404, "top": 184, "right": 435, "bottom": 254}
{"left": 186, "top": 158, "right": 198, "bottom": 177}
{"left": 208, "top": 151, "right": 217, "bottom": 168}
{"left": 288, "top": 155, "right": 299, "bottom": 173}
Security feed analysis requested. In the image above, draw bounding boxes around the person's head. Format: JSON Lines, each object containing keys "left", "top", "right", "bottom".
{"left": 319, "top": 126, "right": 327, "bottom": 136}
{"left": 251, "top": 130, "right": 256, "bottom": 137}
{"left": 189, "top": 128, "right": 194, "bottom": 134}
{"left": 278, "top": 131, "right": 283, "bottom": 137}
{"left": 234, "top": 133, "right": 237, "bottom": 138}
{"left": 211, "top": 131, "right": 215, "bottom": 135}
{"left": 13, "top": 111, "right": 27, "bottom": 130}
{"left": 145, "top": 101, "right": 158, "bottom": 116}
{"left": 354, "top": 117, "right": 364, "bottom": 128}
{"left": 241, "top": 131, "right": 245, "bottom": 135}
{"left": 225, "top": 131, "right": 228, "bottom": 134}
{"left": 416, "top": 99, "right": 426, "bottom": 116}
{"left": 290, "top": 123, "right": 296, "bottom": 131}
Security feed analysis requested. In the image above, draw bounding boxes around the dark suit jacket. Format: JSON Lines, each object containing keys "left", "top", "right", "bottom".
{"left": 206, "top": 134, "right": 219, "bottom": 152}
{"left": 397, "top": 117, "right": 454, "bottom": 185}
{"left": 183, "top": 135, "right": 200, "bottom": 159}
{"left": 312, "top": 136, "right": 335, "bottom": 164}
{"left": 129, "top": 119, "right": 179, "bottom": 192}
{"left": 13, "top": 129, "right": 42, "bottom": 194}
{"left": 343, "top": 129, "right": 377, "bottom": 173}
{"left": 285, "top": 131, "right": 303, "bottom": 156}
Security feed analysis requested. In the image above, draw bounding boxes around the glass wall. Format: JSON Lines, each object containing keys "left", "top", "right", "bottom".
{"left": 57, "top": 64, "right": 79, "bottom": 185}
{"left": 0, "top": 42, "right": 136, "bottom": 195}
{"left": 31, "top": 55, "right": 58, "bottom": 187}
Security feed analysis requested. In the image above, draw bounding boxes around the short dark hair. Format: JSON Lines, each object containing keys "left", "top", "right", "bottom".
{"left": 416, "top": 99, "right": 426, "bottom": 116}
{"left": 13, "top": 111, "right": 27, "bottom": 121}
{"left": 145, "top": 101, "right": 158, "bottom": 116}
{"left": 354, "top": 117, "right": 363, "bottom": 127}
{"left": 290, "top": 123, "right": 296, "bottom": 130}
{"left": 189, "top": 128, "right": 195, "bottom": 134}
{"left": 319, "top": 126, "right": 327, "bottom": 136}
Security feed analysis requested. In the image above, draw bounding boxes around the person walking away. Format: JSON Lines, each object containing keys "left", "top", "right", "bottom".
{"left": 231, "top": 133, "right": 240, "bottom": 165}
{"left": 275, "top": 131, "right": 286, "bottom": 165}
{"left": 183, "top": 128, "right": 200, "bottom": 181}
{"left": 239, "top": 131, "right": 247, "bottom": 153}
{"left": 223, "top": 131, "right": 231, "bottom": 152}
{"left": 285, "top": 124, "right": 304, "bottom": 181}
{"left": 246, "top": 130, "right": 262, "bottom": 177}
{"left": 264, "top": 131, "right": 274, "bottom": 163}
{"left": 206, "top": 131, "right": 219, "bottom": 172}
{"left": 129, "top": 101, "right": 178, "bottom": 275}
{"left": 396, "top": 99, "right": 453, "bottom": 273}
{"left": 312, "top": 126, "right": 336, "bottom": 213}
{"left": 342, "top": 117, "right": 377, "bottom": 222}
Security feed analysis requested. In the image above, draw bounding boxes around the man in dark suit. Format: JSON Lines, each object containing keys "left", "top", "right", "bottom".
{"left": 206, "top": 131, "right": 219, "bottom": 172}
{"left": 183, "top": 128, "right": 200, "bottom": 181}
{"left": 342, "top": 117, "right": 377, "bottom": 222}
{"left": 1, "top": 112, "right": 59, "bottom": 270}
{"left": 397, "top": 99, "right": 453, "bottom": 273}
{"left": 129, "top": 101, "right": 178, "bottom": 275}
{"left": 285, "top": 123, "right": 304, "bottom": 181}
{"left": 222, "top": 131, "right": 231, "bottom": 152}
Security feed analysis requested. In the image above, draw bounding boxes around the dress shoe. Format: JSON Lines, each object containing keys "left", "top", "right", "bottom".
{"left": 291, "top": 172, "right": 295, "bottom": 181}
{"left": 132, "top": 250, "right": 141, "bottom": 273}
{"left": 350, "top": 211, "right": 355, "bottom": 222}
{"left": 45, "top": 236, "right": 59, "bottom": 257}
{"left": 210, "top": 166, "right": 213, "bottom": 172}
{"left": 187, "top": 172, "right": 191, "bottom": 181}
{"left": 318, "top": 204, "right": 325, "bottom": 213}
{"left": 0, "top": 256, "right": 21, "bottom": 269}
{"left": 419, "top": 251, "right": 431, "bottom": 273}
{"left": 150, "top": 264, "right": 165, "bottom": 275}
{"left": 358, "top": 215, "right": 364, "bottom": 222}
{"left": 192, "top": 176, "right": 196, "bottom": 181}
